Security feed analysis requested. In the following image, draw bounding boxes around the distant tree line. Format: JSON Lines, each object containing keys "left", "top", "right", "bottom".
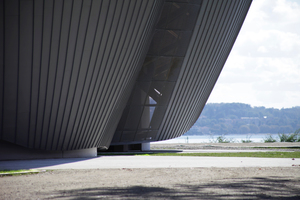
{"left": 184, "top": 103, "right": 300, "bottom": 135}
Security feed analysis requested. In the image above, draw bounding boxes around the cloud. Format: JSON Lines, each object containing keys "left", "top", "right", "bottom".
{"left": 207, "top": 0, "right": 300, "bottom": 109}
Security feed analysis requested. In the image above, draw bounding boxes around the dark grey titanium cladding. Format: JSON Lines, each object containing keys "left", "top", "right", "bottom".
{"left": 111, "top": 0, "right": 252, "bottom": 145}
{"left": 0, "top": 0, "right": 164, "bottom": 150}
{"left": 0, "top": 0, "right": 252, "bottom": 152}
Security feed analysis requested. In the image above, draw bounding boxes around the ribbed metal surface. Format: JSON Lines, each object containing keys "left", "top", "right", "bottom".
{"left": 111, "top": 0, "right": 203, "bottom": 145}
{"left": 0, "top": 0, "right": 163, "bottom": 150}
{"left": 111, "top": 0, "right": 252, "bottom": 145}
{"left": 158, "top": 0, "right": 252, "bottom": 141}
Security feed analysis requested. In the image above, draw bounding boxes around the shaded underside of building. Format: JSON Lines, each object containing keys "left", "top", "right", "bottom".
{"left": 0, "top": 0, "right": 252, "bottom": 157}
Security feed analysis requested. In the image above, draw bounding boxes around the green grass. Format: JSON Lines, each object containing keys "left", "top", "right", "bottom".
{"left": 144, "top": 152, "right": 300, "bottom": 158}
{"left": 0, "top": 169, "right": 41, "bottom": 176}
{"left": 98, "top": 151, "right": 300, "bottom": 158}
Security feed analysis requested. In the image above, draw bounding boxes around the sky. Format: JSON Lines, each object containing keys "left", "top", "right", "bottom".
{"left": 207, "top": 0, "right": 300, "bottom": 109}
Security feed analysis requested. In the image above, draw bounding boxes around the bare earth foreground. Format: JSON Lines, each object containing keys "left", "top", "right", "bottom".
{"left": 1, "top": 143, "right": 300, "bottom": 199}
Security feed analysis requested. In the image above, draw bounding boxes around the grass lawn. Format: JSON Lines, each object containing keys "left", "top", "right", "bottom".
{"left": 0, "top": 169, "right": 41, "bottom": 176}
{"left": 99, "top": 151, "right": 300, "bottom": 158}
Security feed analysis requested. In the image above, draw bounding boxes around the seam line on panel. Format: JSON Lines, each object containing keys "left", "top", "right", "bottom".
{"left": 15, "top": 0, "right": 20, "bottom": 143}
{"left": 28, "top": 0, "right": 35, "bottom": 147}
{"left": 39, "top": 0, "right": 55, "bottom": 149}
{"left": 33, "top": 0, "right": 45, "bottom": 149}
{"left": 1, "top": 0, "right": 5, "bottom": 139}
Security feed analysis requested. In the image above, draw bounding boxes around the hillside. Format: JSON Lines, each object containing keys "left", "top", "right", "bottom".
{"left": 184, "top": 103, "right": 300, "bottom": 135}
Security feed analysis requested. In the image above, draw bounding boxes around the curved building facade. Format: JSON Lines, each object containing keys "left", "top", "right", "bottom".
{"left": 0, "top": 0, "right": 252, "bottom": 155}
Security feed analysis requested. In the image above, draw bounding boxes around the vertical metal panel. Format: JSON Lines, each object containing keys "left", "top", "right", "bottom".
{"left": 3, "top": 0, "right": 19, "bottom": 143}
{"left": 0, "top": 0, "right": 4, "bottom": 139}
{"left": 34, "top": 0, "right": 54, "bottom": 148}
{"left": 16, "top": 0, "right": 33, "bottom": 146}
{"left": 28, "top": 0, "right": 44, "bottom": 148}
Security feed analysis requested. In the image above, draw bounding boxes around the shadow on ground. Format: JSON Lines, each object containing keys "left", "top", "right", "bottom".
{"left": 46, "top": 177, "right": 300, "bottom": 199}
{"left": 0, "top": 157, "right": 97, "bottom": 170}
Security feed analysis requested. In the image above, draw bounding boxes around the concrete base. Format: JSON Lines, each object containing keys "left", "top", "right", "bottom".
{"left": 0, "top": 140, "right": 97, "bottom": 161}
{"left": 141, "top": 142, "right": 150, "bottom": 151}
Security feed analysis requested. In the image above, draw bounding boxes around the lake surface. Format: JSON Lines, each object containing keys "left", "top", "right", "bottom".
{"left": 152, "top": 133, "right": 279, "bottom": 144}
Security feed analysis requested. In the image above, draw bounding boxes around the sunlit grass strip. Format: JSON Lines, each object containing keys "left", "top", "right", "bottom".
{"left": 0, "top": 169, "right": 41, "bottom": 176}
{"left": 99, "top": 151, "right": 300, "bottom": 158}
{"left": 142, "top": 152, "right": 300, "bottom": 158}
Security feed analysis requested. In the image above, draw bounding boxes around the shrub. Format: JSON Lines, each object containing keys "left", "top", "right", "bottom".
{"left": 278, "top": 129, "right": 300, "bottom": 142}
{"left": 241, "top": 135, "right": 252, "bottom": 143}
{"left": 278, "top": 133, "right": 297, "bottom": 142}
{"left": 295, "top": 128, "right": 300, "bottom": 142}
{"left": 241, "top": 139, "right": 252, "bottom": 143}
{"left": 263, "top": 134, "right": 277, "bottom": 143}
{"left": 209, "top": 134, "right": 233, "bottom": 143}
{"left": 216, "top": 135, "right": 232, "bottom": 143}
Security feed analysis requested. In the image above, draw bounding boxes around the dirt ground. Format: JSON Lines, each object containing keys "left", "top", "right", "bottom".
{"left": 1, "top": 143, "right": 300, "bottom": 199}
{"left": 1, "top": 167, "right": 300, "bottom": 199}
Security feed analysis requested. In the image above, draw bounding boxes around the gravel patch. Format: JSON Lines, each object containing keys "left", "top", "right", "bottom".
{"left": 1, "top": 167, "right": 300, "bottom": 199}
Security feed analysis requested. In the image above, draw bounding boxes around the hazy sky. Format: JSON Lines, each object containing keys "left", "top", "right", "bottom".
{"left": 207, "top": 0, "right": 300, "bottom": 109}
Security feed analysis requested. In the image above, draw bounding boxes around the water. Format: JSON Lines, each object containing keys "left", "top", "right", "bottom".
{"left": 151, "top": 133, "right": 279, "bottom": 144}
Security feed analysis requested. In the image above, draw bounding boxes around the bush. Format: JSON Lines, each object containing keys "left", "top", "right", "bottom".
{"left": 278, "top": 129, "right": 300, "bottom": 142}
{"left": 263, "top": 134, "right": 277, "bottom": 143}
{"left": 241, "top": 139, "right": 252, "bottom": 143}
{"left": 295, "top": 128, "right": 300, "bottom": 142}
{"left": 241, "top": 135, "right": 252, "bottom": 143}
{"left": 278, "top": 133, "right": 297, "bottom": 142}
{"left": 209, "top": 134, "right": 233, "bottom": 143}
{"left": 216, "top": 135, "right": 232, "bottom": 143}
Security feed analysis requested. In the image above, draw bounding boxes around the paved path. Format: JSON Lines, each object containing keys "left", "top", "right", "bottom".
{"left": 1, "top": 156, "right": 299, "bottom": 170}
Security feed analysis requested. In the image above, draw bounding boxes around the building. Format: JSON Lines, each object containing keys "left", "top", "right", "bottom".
{"left": 0, "top": 0, "right": 252, "bottom": 159}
